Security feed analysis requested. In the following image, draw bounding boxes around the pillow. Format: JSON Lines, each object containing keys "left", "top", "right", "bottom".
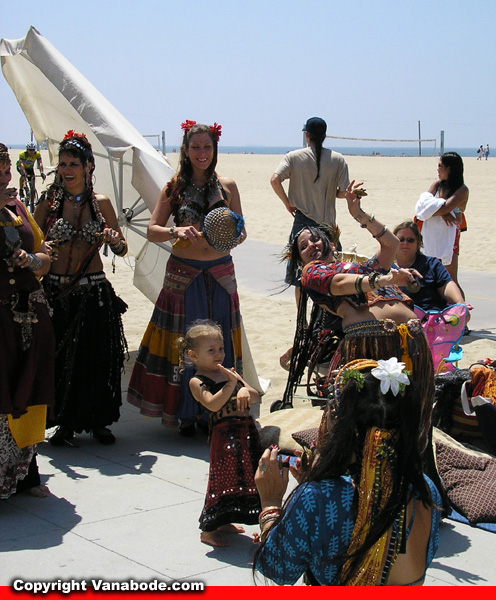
{"left": 434, "top": 429, "right": 496, "bottom": 524}
{"left": 257, "top": 408, "right": 323, "bottom": 455}
{"left": 292, "top": 428, "right": 319, "bottom": 449}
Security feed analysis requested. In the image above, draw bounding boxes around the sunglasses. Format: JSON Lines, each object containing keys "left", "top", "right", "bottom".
{"left": 398, "top": 237, "right": 416, "bottom": 243}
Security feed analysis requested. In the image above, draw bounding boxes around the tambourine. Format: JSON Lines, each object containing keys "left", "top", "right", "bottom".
{"left": 172, "top": 207, "right": 245, "bottom": 251}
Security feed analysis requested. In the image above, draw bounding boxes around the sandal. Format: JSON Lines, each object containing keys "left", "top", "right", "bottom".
{"left": 49, "top": 426, "right": 74, "bottom": 447}
{"left": 92, "top": 428, "right": 116, "bottom": 445}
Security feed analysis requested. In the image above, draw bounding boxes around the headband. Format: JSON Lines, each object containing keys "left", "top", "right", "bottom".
{"left": 60, "top": 130, "right": 93, "bottom": 162}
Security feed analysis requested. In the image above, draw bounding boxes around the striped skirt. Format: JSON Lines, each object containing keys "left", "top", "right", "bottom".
{"left": 127, "top": 255, "right": 243, "bottom": 427}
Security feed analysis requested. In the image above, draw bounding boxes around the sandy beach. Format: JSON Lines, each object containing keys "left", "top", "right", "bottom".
{"left": 9, "top": 148, "right": 496, "bottom": 411}
{"left": 120, "top": 151, "right": 496, "bottom": 409}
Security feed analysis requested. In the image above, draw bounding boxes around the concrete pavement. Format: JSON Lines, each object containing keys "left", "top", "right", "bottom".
{"left": 1, "top": 240, "right": 495, "bottom": 588}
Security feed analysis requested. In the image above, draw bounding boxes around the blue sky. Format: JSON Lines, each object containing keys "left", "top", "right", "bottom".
{"left": 1, "top": 0, "right": 495, "bottom": 148}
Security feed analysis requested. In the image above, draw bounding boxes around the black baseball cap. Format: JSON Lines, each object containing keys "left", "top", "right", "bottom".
{"left": 302, "top": 117, "right": 327, "bottom": 136}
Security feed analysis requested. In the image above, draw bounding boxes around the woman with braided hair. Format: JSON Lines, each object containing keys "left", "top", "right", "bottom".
{"left": 284, "top": 185, "right": 436, "bottom": 442}
{"left": 253, "top": 358, "right": 442, "bottom": 586}
{"left": 127, "top": 120, "right": 247, "bottom": 437}
{"left": 281, "top": 186, "right": 449, "bottom": 510}
{"left": 34, "top": 131, "right": 128, "bottom": 446}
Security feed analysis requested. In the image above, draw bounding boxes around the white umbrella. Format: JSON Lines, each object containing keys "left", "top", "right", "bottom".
{"left": 0, "top": 25, "right": 174, "bottom": 302}
{"left": 0, "top": 26, "right": 266, "bottom": 393}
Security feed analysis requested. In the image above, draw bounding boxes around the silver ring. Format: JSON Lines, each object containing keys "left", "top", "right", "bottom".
{"left": 260, "top": 464, "right": 268, "bottom": 472}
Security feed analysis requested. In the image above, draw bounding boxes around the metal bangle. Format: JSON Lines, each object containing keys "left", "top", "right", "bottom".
{"left": 368, "top": 272, "right": 381, "bottom": 289}
{"left": 27, "top": 253, "right": 43, "bottom": 271}
{"left": 110, "top": 239, "right": 126, "bottom": 255}
{"left": 372, "top": 225, "right": 388, "bottom": 239}
{"left": 355, "top": 274, "right": 365, "bottom": 294}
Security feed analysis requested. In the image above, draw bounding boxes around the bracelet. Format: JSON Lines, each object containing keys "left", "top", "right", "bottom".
{"left": 368, "top": 272, "right": 381, "bottom": 290}
{"left": 260, "top": 513, "right": 281, "bottom": 528}
{"left": 27, "top": 253, "right": 43, "bottom": 271}
{"left": 260, "top": 515, "right": 279, "bottom": 537}
{"left": 354, "top": 211, "right": 367, "bottom": 228}
{"left": 369, "top": 213, "right": 375, "bottom": 223}
{"left": 169, "top": 226, "right": 176, "bottom": 239}
{"left": 259, "top": 506, "right": 281, "bottom": 522}
{"left": 354, "top": 274, "right": 365, "bottom": 294}
{"left": 372, "top": 225, "right": 388, "bottom": 239}
{"left": 110, "top": 239, "right": 126, "bottom": 256}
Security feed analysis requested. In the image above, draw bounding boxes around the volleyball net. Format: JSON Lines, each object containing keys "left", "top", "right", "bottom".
{"left": 325, "top": 134, "right": 437, "bottom": 156}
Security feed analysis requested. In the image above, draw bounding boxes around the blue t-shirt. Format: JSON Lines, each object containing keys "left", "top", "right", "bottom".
{"left": 397, "top": 253, "right": 452, "bottom": 311}
{"left": 255, "top": 475, "right": 442, "bottom": 586}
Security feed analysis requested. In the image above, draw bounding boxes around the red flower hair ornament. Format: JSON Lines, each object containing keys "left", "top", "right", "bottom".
{"left": 63, "top": 130, "right": 89, "bottom": 143}
{"left": 180, "top": 120, "right": 197, "bottom": 133}
{"left": 210, "top": 123, "right": 222, "bottom": 141}
{"left": 180, "top": 120, "right": 222, "bottom": 142}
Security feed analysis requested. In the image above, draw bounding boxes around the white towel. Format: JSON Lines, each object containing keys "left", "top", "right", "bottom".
{"left": 415, "top": 192, "right": 445, "bottom": 220}
{"left": 415, "top": 192, "right": 456, "bottom": 265}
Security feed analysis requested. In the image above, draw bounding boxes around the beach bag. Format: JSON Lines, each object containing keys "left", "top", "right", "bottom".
{"left": 433, "top": 369, "right": 482, "bottom": 442}
{"left": 414, "top": 304, "right": 468, "bottom": 374}
{"left": 433, "top": 363, "right": 496, "bottom": 449}
{"left": 460, "top": 364, "right": 496, "bottom": 454}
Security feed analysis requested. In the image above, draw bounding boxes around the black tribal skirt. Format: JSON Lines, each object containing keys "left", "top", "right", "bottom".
{"left": 43, "top": 273, "right": 128, "bottom": 433}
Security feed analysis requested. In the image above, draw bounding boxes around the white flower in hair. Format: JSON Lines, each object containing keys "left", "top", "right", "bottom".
{"left": 371, "top": 357, "right": 410, "bottom": 396}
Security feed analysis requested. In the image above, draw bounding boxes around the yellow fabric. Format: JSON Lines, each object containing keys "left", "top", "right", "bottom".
{"left": 397, "top": 324, "right": 413, "bottom": 372}
{"left": 24, "top": 207, "right": 44, "bottom": 251}
{"left": 340, "top": 427, "right": 402, "bottom": 586}
{"left": 7, "top": 405, "right": 47, "bottom": 448}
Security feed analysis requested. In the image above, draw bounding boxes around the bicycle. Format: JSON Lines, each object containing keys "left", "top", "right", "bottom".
{"left": 22, "top": 170, "right": 54, "bottom": 213}
{"left": 22, "top": 172, "right": 39, "bottom": 213}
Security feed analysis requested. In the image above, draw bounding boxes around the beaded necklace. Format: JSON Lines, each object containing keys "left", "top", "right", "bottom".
{"left": 43, "top": 185, "right": 106, "bottom": 275}
{"left": 64, "top": 190, "right": 87, "bottom": 219}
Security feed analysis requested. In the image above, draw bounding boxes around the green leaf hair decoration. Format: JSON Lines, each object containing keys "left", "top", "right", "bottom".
{"left": 340, "top": 369, "right": 365, "bottom": 391}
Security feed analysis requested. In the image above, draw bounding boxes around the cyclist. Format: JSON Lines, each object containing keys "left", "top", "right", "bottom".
{"left": 17, "top": 142, "right": 46, "bottom": 199}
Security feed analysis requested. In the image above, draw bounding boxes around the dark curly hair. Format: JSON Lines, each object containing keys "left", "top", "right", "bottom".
{"left": 284, "top": 224, "right": 338, "bottom": 286}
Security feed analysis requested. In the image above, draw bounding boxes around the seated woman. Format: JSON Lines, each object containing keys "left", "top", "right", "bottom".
{"left": 286, "top": 185, "right": 433, "bottom": 431}
{"left": 393, "top": 220, "right": 468, "bottom": 312}
{"left": 284, "top": 187, "right": 450, "bottom": 505}
{"left": 253, "top": 358, "right": 443, "bottom": 586}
